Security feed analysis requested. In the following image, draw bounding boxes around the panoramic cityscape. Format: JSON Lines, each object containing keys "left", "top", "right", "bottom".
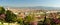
{"left": 0, "top": 0, "right": 60, "bottom": 25}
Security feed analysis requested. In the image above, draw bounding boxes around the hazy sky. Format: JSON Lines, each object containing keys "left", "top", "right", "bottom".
{"left": 0, "top": 0, "right": 60, "bottom": 7}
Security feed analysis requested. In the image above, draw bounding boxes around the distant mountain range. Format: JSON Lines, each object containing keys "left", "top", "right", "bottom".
{"left": 4, "top": 6, "right": 60, "bottom": 10}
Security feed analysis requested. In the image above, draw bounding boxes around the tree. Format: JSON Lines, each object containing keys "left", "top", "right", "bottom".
{"left": 0, "top": 7, "right": 5, "bottom": 14}
{"left": 17, "top": 17, "right": 24, "bottom": 25}
{"left": 0, "top": 7, "right": 6, "bottom": 22}
{"left": 24, "top": 12, "right": 36, "bottom": 25}
{"left": 42, "top": 12, "right": 51, "bottom": 25}
{"left": 5, "top": 10, "right": 17, "bottom": 23}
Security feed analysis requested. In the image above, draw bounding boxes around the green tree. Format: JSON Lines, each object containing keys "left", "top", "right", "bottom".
{"left": 24, "top": 12, "right": 35, "bottom": 25}
{"left": 0, "top": 7, "right": 5, "bottom": 23}
{"left": 17, "top": 17, "right": 24, "bottom": 25}
{"left": 0, "top": 7, "right": 5, "bottom": 14}
{"left": 5, "top": 10, "right": 17, "bottom": 23}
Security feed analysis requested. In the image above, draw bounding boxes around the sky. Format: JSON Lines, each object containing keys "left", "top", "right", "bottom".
{"left": 0, "top": 0, "right": 60, "bottom": 7}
